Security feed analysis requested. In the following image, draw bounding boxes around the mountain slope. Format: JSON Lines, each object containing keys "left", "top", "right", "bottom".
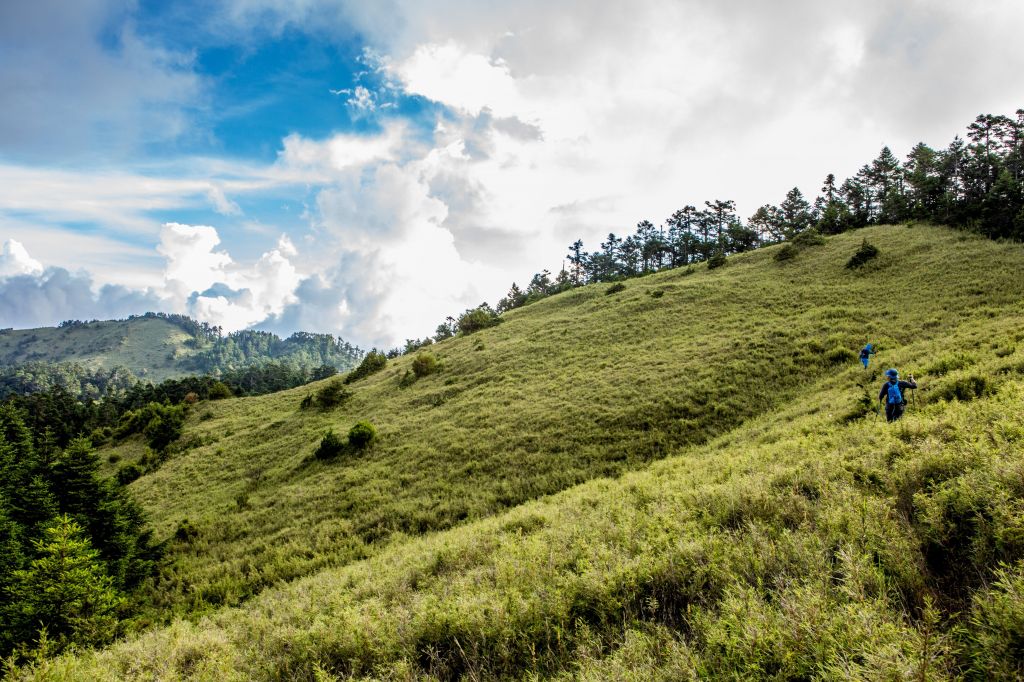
{"left": 20, "top": 224, "right": 1024, "bottom": 679}
{"left": 0, "top": 315, "right": 361, "bottom": 388}
{"left": 0, "top": 316, "right": 198, "bottom": 381}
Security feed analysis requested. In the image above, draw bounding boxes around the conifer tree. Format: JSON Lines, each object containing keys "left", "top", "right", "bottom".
{"left": 10, "top": 515, "right": 121, "bottom": 652}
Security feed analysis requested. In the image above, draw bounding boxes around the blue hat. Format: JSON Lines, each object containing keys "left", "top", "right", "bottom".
{"left": 885, "top": 368, "right": 899, "bottom": 379}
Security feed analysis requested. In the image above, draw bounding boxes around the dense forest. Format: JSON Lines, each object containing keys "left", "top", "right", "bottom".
{"left": 0, "top": 405, "right": 161, "bottom": 659}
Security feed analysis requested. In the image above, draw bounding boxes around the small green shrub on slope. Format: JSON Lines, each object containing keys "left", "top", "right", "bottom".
{"left": 347, "top": 421, "right": 377, "bottom": 450}
{"left": 411, "top": 352, "right": 440, "bottom": 378}
{"left": 343, "top": 351, "right": 387, "bottom": 385}
{"left": 846, "top": 238, "right": 879, "bottom": 268}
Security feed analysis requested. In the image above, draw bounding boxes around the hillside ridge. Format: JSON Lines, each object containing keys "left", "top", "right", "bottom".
{"left": 15, "top": 224, "right": 1024, "bottom": 679}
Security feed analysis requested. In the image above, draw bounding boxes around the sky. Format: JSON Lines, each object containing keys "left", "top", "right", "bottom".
{"left": 1, "top": 0, "right": 1022, "bottom": 348}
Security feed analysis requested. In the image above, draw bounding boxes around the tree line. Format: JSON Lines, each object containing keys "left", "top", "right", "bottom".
{"left": 400, "top": 108, "right": 1022, "bottom": 344}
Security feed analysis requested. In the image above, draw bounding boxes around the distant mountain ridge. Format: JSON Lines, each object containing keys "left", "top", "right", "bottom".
{"left": 0, "top": 313, "right": 362, "bottom": 397}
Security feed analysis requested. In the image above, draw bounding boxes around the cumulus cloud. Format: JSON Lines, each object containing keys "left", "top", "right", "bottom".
{"left": 156, "top": 223, "right": 302, "bottom": 331}
{"left": 0, "top": 240, "right": 44, "bottom": 278}
{"left": 0, "top": 267, "right": 163, "bottom": 329}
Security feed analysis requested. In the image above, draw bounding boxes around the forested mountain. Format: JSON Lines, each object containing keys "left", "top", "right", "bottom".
{"left": 0, "top": 313, "right": 362, "bottom": 399}
{"left": 9, "top": 224, "right": 1024, "bottom": 678}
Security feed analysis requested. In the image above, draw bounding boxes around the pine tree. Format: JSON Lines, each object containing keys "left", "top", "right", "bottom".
{"left": 9, "top": 514, "right": 121, "bottom": 652}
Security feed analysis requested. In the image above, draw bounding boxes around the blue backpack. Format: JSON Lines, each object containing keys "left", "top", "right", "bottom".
{"left": 887, "top": 380, "right": 903, "bottom": 405}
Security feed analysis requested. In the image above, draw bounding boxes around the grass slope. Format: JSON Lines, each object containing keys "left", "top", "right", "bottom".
{"left": 0, "top": 317, "right": 198, "bottom": 382}
{"left": 19, "top": 224, "right": 1024, "bottom": 679}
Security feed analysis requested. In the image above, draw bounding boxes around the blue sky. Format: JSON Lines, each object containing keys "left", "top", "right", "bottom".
{"left": 2, "top": 0, "right": 1023, "bottom": 347}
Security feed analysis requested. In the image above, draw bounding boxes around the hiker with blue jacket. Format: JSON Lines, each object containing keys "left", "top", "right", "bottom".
{"left": 879, "top": 368, "right": 917, "bottom": 422}
{"left": 859, "top": 343, "right": 876, "bottom": 369}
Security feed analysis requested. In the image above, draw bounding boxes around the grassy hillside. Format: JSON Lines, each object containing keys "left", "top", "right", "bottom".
{"left": 18, "top": 224, "right": 1024, "bottom": 679}
{"left": 0, "top": 317, "right": 198, "bottom": 382}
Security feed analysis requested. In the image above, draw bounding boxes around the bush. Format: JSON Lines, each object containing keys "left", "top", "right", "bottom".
{"left": 344, "top": 351, "right": 388, "bottom": 384}
{"left": 316, "top": 380, "right": 351, "bottom": 408}
{"left": 650, "top": 290, "right": 665, "bottom": 298}
{"left": 314, "top": 429, "right": 346, "bottom": 460}
{"left": 208, "top": 382, "right": 232, "bottom": 399}
{"left": 846, "top": 239, "right": 879, "bottom": 269}
{"left": 457, "top": 306, "right": 501, "bottom": 335}
{"left": 931, "top": 374, "right": 993, "bottom": 402}
{"left": 412, "top": 352, "right": 440, "bottom": 378}
{"left": 300, "top": 394, "right": 314, "bottom": 409}
{"left": 791, "top": 229, "right": 826, "bottom": 248}
{"left": 707, "top": 253, "right": 727, "bottom": 269}
{"left": 605, "top": 282, "right": 627, "bottom": 295}
{"left": 824, "top": 346, "right": 857, "bottom": 365}
{"left": 399, "top": 370, "right": 417, "bottom": 388}
{"left": 116, "top": 463, "right": 143, "bottom": 486}
{"left": 347, "top": 421, "right": 377, "bottom": 450}
{"left": 774, "top": 243, "right": 799, "bottom": 262}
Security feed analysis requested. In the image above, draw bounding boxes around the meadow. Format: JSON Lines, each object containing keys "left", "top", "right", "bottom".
{"left": 15, "top": 224, "right": 1024, "bottom": 679}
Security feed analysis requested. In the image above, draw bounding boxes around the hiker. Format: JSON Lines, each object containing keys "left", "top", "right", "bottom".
{"left": 879, "top": 368, "right": 917, "bottom": 423}
{"left": 859, "top": 343, "right": 876, "bottom": 369}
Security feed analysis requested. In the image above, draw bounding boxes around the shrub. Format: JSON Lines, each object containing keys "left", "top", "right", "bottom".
{"left": 412, "top": 352, "right": 440, "bottom": 378}
{"left": 824, "top": 346, "right": 857, "bottom": 365}
{"left": 707, "top": 253, "right": 727, "bottom": 269}
{"left": 344, "top": 351, "right": 388, "bottom": 384}
{"left": 208, "top": 382, "right": 232, "bottom": 399}
{"left": 314, "top": 430, "right": 346, "bottom": 460}
{"left": 316, "top": 380, "right": 351, "bottom": 408}
{"left": 606, "top": 282, "right": 627, "bottom": 295}
{"left": 300, "top": 394, "right": 314, "bottom": 409}
{"left": 399, "top": 370, "right": 417, "bottom": 388}
{"left": 846, "top": 239, "right": 879, "bottom": 269}
{"left": 931, "top": 374, "right": 993, "bottom": 402}
{"left": 650, "top": 290, "right": 665, "bottom": 298}
{"left": 457, "top": 306, "right": 501, "bottom": 335}
{"left": 348, "top": 421, "right": 377, "bottom": 450}
{"left": 791, "top": 229, "right": 826, "bottom": 248}
{"left": 116, "top": 463, "right": 143, "bottom": 486}
{"left": 774, "top": 243, "right": 799, "bottom": 262}
{"left": 173, "top": 519, "right": 198, "bottom": 543}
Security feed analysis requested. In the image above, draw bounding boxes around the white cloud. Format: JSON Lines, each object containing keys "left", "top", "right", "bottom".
{"left": 396, "top": 42, "right": 527, "bottom": 119}
{"left": 157, "top": 222, "right": 302, "bottom": 331}
{"left": 0, "top": 240, "right": 44, "bottom": 278}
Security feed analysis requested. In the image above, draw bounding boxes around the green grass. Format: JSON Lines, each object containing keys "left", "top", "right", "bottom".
{"left": 0, "top": 317, "right": 199, "bottom": 382}
{"left": 15, "top": 224, "right": 1024, "bottom": 679}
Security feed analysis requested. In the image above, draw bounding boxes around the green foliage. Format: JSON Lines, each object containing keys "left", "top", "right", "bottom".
{"left": 846, "top": 238, "right": 880, "bottom": 268}
{"left": 965, "top": 564, "right": 1024, "bottom": 679}
{"left": 347, "top": 421, "right": 377, "bottom": 450}
{"left": 774, "top": 242, "right": 800, "bottom": 261}
{"left": 411, "top": 352, "right": 440, "bottom": 378}
{"left": 22, "top": 225, "right": 1024, "bottom": 679}
{"left": 707, "top": 252, "right": 727, "bottom": 269}
{"left": 398, "top": 370, "right": 417, "bottom": 388}
{"left": 343, "top": 351, "right": 387, "bottom": 384}
{"left": 115, "top": 464, "right": 143, "bottom": 486}
{"left": 824, "top": 346, "right": 857, "bottom": 364}
{"left": 791, "top": 228, "right": 826, "bottom": 247}
{"left": 605, "top": 282, "right": 627, "bottom": 295}
{"left": 457, "top": 305, "right": 501, "bottom": 335}
{"left": 8, "top": 515, "right": 121, "bottom": 654}
{"left": 314, "top": 380, "right": 351, "bottom": 409}
{"left": 313, "top": 430, "right": 346, "bottom": 460}
{"left": 207, "top": 381, "right": 232, "bottom": 400}
{"left": 929, "top": 373, "right": 993, "bottom": 402}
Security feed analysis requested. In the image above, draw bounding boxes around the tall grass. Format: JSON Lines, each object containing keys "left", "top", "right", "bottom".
{"left": 18, "top": 224, "right": 1024, "bottom": 679}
